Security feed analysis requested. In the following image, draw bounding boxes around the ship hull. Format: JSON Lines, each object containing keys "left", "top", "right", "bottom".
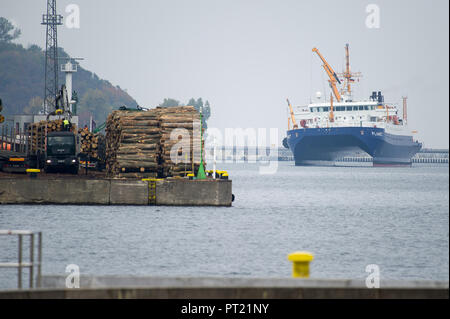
{"left": 286, "top": 127, "right": 422, "bottom": 166}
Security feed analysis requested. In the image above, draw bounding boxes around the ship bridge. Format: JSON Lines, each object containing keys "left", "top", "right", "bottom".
{"left": 293, "top": 98, "right": 402, "bottom": 130}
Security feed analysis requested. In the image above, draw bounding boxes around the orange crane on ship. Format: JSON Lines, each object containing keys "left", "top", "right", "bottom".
{"left": 286, "top": 98, "right": 298, "bottom": 129}
{"left": 329, "top": 93, "right": 335, "bottom": 122}
{"left": 312, "top": 47, "right": 342, "bottom": 102}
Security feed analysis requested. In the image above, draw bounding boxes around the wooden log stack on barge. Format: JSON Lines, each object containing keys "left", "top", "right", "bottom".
{"left": 105, "top": 110, "right": 161, "bottom": 179}
{"left": 78, "top": 129, "right": 106, "bottom": 163}
{"left": 159, "top": 106, "right": 204, "bottom": 178}
{"left": 105, "top": 106, "right": 205, "bottom": 179}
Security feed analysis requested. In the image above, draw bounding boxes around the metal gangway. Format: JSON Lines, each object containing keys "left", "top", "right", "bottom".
{"left": 0, "top": 230, "right": 42, "bottom": 289}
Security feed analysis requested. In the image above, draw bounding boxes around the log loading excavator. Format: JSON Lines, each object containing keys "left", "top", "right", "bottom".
{"left": 42, "top": 85, "right": 79, "bottom": 174}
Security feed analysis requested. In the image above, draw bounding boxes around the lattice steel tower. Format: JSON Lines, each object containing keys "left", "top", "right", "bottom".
{"left": 41, "top": 0, "right": 63, "bottom": 114}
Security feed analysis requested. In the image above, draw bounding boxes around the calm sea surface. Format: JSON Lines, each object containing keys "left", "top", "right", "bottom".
{"left": 0, "top": 162, "right": 448, "bottom": 288}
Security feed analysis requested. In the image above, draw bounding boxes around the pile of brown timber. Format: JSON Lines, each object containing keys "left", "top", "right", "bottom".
{"left": 105, "top": 106, "right": 205, "bottom": 179}
{"left": 27, "top": 119, "right": 77, "bottom": 154}
{"left": 78, "top": 129, "right": 105, "bottom": 162}
{"left": 105, "top": 110, "right": 160, "bottom": 179}
{"left": 159, "top": 106, "right": 203, "bottom": 177}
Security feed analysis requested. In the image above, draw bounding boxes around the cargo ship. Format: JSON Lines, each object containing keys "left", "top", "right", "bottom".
{"left": 284, "top": 44, "right": 422, "bottom": 166}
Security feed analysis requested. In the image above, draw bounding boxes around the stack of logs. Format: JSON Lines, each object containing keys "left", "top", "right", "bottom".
{"left": 27, "top": 119, "right": 77, "bottom": 154}
{"left": 105, "top": 106, "right": 204, "bottom": 179}
{"left": 78, "top": 129, "right": 106, "bottom": 162}
{"left": 159, "top": 106, "right": 203, "bottom": 177}
{"left": 105, "top": 110, "right": 161, "bottom": 179}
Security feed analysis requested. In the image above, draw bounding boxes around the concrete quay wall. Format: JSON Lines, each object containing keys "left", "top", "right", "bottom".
{"left": 0, "top": 178, "right": 232, "bottom": 206}
{"left": 0, "top": 276, "right": 447, "bottom": 299}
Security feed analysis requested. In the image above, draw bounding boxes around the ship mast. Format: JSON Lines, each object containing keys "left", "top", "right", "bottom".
{"left": 402, "top": 96, "right": 408, "bottom": 125}
{"left": 338, "top": 44, "right": 361, "bottom": 100}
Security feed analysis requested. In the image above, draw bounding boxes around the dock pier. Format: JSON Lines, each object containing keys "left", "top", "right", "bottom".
{"left": 0, "top": 178, "right": 232, "bottom": 206}
{"left": 0, "top": 275, "right": 447, "bottom": 299}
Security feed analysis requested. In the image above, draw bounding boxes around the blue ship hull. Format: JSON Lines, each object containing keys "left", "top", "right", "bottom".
{"left": 286, "top": 127, "right": 422, "bottom": 166}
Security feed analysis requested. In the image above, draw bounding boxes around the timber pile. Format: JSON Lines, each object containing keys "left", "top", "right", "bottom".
{"left": 105, "top": 110, "right": 160, "bottom": 179}
{"left": 158, "top": 106, "right": 204, "bottom": 177}
{"left": 105, "top": 106, "right": 205, "bottom": 179}
{"left": 78, "top": 129, "right": 105, "bottom": 162}
{"left": 27, "top": 119, "right": 77, "bottom": 153}
{"left": 96, "top": 134, "right": 106, "bottom": 163}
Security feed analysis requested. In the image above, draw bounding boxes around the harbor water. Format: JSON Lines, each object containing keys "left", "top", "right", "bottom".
{"left": 0, "top": 162, "right": 448, "bottom": 289}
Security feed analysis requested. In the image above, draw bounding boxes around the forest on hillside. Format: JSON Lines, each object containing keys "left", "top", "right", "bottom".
{"left": 0, "top": 17, "right": 137, "bottom": 128}
{"left": 0, "top": 17, "right": 211, "bottom": 129}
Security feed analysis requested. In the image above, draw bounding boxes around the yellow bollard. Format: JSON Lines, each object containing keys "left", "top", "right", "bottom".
{"left": 288, "top": 251, "right": 314, "bottom": 278}
{"left": 26, "top": 168, "right": 40, "bottom": 179}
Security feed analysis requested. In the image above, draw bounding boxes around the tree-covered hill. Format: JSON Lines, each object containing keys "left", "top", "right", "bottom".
{"left": 0, "top": 17, "right": 212, "bottom": 130}
{"left": 0, "top": 20, "right": 138, "bottom": 127}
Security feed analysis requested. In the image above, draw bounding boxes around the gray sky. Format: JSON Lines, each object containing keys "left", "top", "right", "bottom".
{"left": 2, "top": 0, "right": 449, "bottom": 148}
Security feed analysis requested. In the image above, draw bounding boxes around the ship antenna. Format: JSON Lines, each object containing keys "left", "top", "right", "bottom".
{"left": 402, "top": 96, "right": 408, "bottom": 125}
{"left": 337, "top": 44, "right": 362, "bottom": 100}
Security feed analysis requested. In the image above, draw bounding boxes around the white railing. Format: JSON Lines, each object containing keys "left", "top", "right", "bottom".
{"left": 61, "top": 63, "right": 77, "bottom": 72}
{"left": 0, "top": 230, "right": 42, "bottom": 289}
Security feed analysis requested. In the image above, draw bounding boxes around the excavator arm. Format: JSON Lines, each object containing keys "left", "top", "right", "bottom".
{"left": 47, "top": 85, "right": 72, "bottom": 121}
{"left": 93, "top": 121, "right": 106, "bottom": 133}
{"left": 312, "top": 47, "right": 342, "bottom": 102}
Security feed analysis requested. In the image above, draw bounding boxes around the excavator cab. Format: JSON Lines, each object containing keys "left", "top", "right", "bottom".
{"left": 45, "top": 131, "right": 78, "bottom": 174}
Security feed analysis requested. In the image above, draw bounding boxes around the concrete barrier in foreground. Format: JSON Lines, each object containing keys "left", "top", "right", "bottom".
{"left": 0, "top": 276, "right": 447, "bottom": 299}
{"left": 0, "top": 178, "right": 232, "bottom": 206}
